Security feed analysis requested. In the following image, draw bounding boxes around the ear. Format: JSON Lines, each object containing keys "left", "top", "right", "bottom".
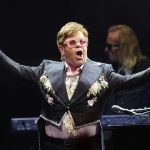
{"left": 58, "top": 45, "right": 64, "bottom": 56}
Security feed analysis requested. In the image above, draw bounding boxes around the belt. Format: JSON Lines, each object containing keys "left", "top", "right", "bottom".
{"left": 44, "top": 134, "right": 99, "bottom": 146}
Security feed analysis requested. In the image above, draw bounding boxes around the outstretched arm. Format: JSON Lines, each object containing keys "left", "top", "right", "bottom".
{"left": 0, "top": 49, "right": 42, "bottom": 82}
{"left": 104, "top": 64, "right": 150, "bottom": 90}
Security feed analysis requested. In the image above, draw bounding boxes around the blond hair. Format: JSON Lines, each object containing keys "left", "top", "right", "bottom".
{"left": 57, "top": 22, "right": 88, "bottom": 46}
{"left": 108, "top": 24, "right": 146, "bottom": 69}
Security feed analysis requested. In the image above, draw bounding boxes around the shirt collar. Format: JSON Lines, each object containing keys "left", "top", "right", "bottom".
{"left": 64, "top": 62, "right": 84, "bottom": 76}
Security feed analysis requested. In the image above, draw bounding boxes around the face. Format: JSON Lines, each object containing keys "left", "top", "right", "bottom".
{"left": 105, "top": 31, "right": 121, "bottom": 62}
{"left": 59, "top": 31, "right": 88, "bottom": 70}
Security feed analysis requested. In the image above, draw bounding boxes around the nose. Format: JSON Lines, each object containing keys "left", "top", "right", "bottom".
{"left": 75, "top": 41, "right": 82, "bottom": 48}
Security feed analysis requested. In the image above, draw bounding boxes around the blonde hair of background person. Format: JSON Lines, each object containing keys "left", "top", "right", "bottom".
{"left": 106, "top": 24, "right": 147, "bottom": 70}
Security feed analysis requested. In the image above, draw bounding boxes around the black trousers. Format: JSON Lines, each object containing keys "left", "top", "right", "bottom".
{"left": 43, "top": 135, "right": 100, "bottom": 150}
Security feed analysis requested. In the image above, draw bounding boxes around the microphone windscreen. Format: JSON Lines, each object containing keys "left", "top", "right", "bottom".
{"left": 111, "top": 105, "right": 124, "bottom": 113}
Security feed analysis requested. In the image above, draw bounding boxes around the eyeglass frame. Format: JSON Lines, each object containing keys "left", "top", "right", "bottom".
{"left": 63, "top": 38, "right": 88, "bottom": 48}
{"left": 105, "top": 43, "right": 120, "bottom": 51}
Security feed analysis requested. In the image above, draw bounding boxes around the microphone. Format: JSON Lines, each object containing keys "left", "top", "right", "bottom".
{"left": 111, "top": 105, "right": 138, "bottom": 115}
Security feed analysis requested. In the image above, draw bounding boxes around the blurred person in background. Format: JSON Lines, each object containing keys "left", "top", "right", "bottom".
{"left": 104, "top": 24, "right": 150, "bottom": 114}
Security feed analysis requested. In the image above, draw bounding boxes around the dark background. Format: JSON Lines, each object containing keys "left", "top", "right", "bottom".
{"left": 0, "top": 0, "right": 150, "bottom": 150}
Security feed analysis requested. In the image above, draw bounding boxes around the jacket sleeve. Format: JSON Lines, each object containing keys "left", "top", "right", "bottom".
{"left": 104, "top": 64, "right": 150, "bottom": 90}
{"left": 0, "top": 49, "right": 44, "bottom": 82}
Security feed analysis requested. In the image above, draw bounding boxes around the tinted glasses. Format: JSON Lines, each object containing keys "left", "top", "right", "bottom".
{"left": 64, "top": 38, "right": 88, "bottom": 48}
{"left": 105, "top": 43, "right": 120, "bottom": 50}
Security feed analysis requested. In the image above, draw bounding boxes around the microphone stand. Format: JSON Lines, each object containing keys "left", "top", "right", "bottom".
{"left": 112, "top": 105, "right": 150, "bottom": 116}
{"left": 131, "top": 107, "right": 150, "bottom": 112}
{"left": 111, "top": 105, "right": 150, "bottom": 125}
{"left": 131, "top": 108, "right": 150, "bottom": 116}
{"left": 123, "top": 108, "right": 150, "bottom": 124}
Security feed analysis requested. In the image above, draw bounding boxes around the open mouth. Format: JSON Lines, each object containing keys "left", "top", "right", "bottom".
{"left": 76, "top": 50, "right": 83, "bottom": 58}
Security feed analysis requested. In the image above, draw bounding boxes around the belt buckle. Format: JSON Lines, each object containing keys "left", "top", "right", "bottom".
{"left": 64, "top": 139, "right": 72, "bottom": 146}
